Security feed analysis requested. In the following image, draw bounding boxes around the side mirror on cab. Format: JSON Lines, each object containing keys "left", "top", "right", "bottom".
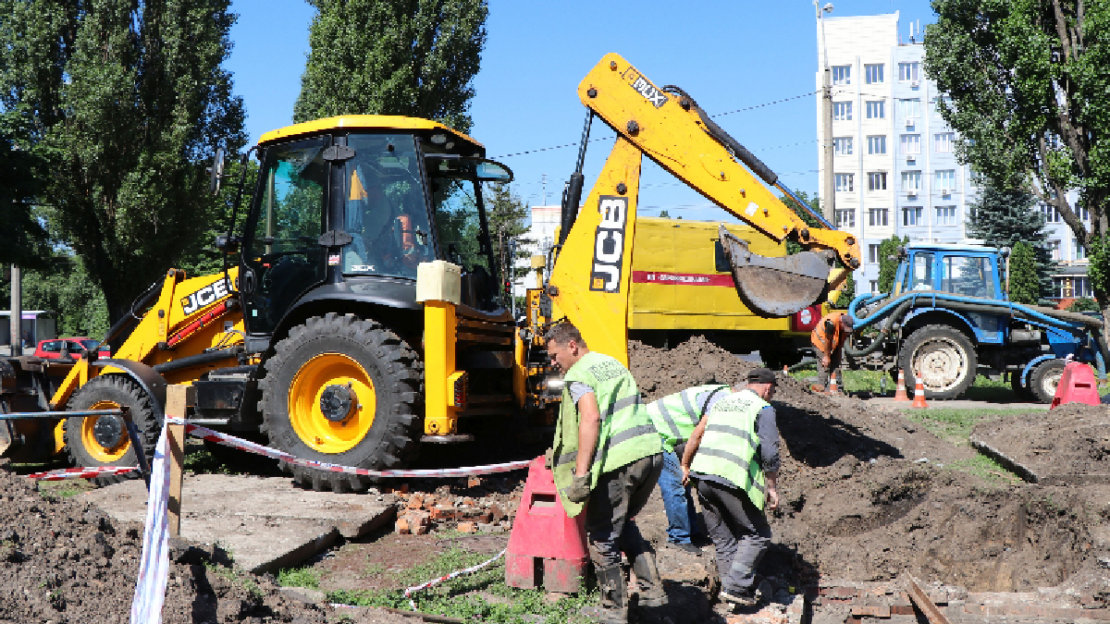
{"left": 208, "top": 147, "right": 226, "bottom": 194}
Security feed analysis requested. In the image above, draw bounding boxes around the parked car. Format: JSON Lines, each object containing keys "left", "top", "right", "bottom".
{"left": 33, "top": 337, "right": 110, "bottom": 361}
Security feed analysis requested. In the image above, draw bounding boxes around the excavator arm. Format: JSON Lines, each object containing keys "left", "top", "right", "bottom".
{"left": 548, "top": 53, "right": 861, "bottom": 365}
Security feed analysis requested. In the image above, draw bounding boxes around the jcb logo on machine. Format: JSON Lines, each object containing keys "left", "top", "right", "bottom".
{"left": 623, "top": 68, "right": 668, "bottom": 108}
{"left": 181, "top": 279, "right": 232, "bottom": 315}
{"left": 590, "top": 196, "right": 628, "bottom": 293}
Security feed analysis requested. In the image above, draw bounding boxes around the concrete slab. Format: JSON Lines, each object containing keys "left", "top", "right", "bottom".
{"left": 867, "top": 397, "right": 1048, "bottom": 411}
{"left": 80, "top": 473, "right": 396, "bottom": 574}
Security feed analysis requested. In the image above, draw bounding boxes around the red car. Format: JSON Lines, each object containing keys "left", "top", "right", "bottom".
{"left": 33, "top": 337, "right": 111, "bottom": 361}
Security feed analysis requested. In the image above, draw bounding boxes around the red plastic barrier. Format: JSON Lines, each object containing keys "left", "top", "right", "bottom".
{"left": 504, "top": 457, "right": 589, "bottom": 593}
{"left": 1050, "top": 361, "right": 1101, "bottom": 409}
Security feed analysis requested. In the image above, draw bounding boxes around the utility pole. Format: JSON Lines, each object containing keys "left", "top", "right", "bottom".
{"left": 9, "top": 265, "right": 21, "bottom": 355}
{"left": 817, "top": 1, "right": 836, "bottom": 223}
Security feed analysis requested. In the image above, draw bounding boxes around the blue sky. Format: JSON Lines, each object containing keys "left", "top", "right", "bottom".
{"left": 226, "top": 0, "right": 938, "bottom": 221}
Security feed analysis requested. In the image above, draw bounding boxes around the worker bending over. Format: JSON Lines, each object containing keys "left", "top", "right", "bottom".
{"left": 546, "top": 322, "right": 666, "bottom": 623}
{"left": 681, "top": 367, "right": 781, "bottom": 611}
{"left": 810, "top": 310, "right": 854, "bottom": 393}
{"left": 643, "top": 383, "right": 732, "bottom": 553}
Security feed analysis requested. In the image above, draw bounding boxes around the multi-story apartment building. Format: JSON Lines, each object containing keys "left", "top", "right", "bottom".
{"left": 817, "top": 12, "right": 1090, "bottom": 307}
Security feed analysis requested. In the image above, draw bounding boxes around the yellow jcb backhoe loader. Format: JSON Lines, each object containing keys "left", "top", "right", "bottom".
{"left": 0, "top": 54, "right": 858, "bottom": 492}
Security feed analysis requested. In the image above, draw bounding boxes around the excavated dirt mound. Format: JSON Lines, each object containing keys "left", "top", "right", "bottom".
{"left": 0, "top": 466, "right": 330, "bottom": 624}
{"left": 971, "top": 402, "right": 1110, "bottom": 477}
{"left": 629, "top": 337, "right": 1110, "bottom": 599}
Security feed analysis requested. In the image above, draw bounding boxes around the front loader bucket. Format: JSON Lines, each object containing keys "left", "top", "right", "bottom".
{"left": 718, "top": 225, "right": 831, "bottom": 318}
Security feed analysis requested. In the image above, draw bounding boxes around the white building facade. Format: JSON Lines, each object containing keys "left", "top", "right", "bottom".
{"left": 817, "top": 12, "right": 1091, "bottom": 305}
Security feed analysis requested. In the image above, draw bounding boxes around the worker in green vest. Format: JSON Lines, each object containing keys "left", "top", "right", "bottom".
{"left": 681, "top": 367, "right": 781, "bottom": 612}
{"left": 643, "top": 383, "right": 731, "bottom": 553}
{"left": 545, "top": 321, "right": 665, "bottom": 624}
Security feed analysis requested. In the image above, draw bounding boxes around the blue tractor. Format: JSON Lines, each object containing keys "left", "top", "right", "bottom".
{"left": 846, "top": 243, "right": 1107, "bottom": 402}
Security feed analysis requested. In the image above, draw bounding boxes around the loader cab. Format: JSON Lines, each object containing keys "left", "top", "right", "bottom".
{"left": 238, "top": 116, "right": 512, "bottom": 341}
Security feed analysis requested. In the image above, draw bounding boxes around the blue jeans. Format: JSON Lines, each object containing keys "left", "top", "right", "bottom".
{"left": 659, "top": 450, "right": 700, "bottom": 544}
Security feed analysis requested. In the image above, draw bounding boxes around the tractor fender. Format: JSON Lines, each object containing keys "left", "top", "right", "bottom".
{"left": 90, "top": 359, "right": 168, "bottom": 423}
{"left": 1020, "top": 354, "right": 1059, "bottom": 388}
{"left": 900, "top": 308, "right": 978, "bottom": 344}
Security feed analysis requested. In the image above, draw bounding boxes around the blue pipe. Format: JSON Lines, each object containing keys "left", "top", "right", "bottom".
{"left": 848, "top": 291, "right": 1092, "bottom": 336}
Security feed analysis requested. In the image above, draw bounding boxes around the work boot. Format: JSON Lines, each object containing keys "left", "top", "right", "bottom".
{"left": 596, "top": 564, "right": 628, "bottom": 624}
{"left": 630, "top": 550, "right": 668, "bottom": 607}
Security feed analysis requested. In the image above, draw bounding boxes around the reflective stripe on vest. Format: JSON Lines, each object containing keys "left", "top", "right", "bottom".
{"left": 551, "top": 351, "right": 662, "bottom": 517}
{"left": 645, "top": 384, "right": 730, "bottom": 452}
{"left": 689, "top": 389, "right": 769, "bottom": 509}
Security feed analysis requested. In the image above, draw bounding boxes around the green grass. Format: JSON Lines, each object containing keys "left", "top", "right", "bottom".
{"left": 205, "top": 561, "right": 264, "bottom": 600}
{"left": 901, "top": 408, "right": 1030, "bottom": 444}
{"left": 327, "top": 546, "right": 599, "bottom": 623}
{"left": 789, "top": 367, "right": 1028, "bottom": 400}
{"left": 944, "top": 455, "right": 1022, "bottom": 484}
{"left": 277, "top": 566, "right": 321, "bottom": 590}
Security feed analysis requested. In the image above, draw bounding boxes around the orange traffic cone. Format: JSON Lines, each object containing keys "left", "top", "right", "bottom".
{"left": 893, "top": 369, "right": 911, "bottom": 402}
{"left": 783, "top": 365, "right": 789, "bottom": 375}
{"left": 828, "top": 373, "right": 840, "bottom": 396}
{"left": 911, "top": 373, "right": 929, "bottom": 409}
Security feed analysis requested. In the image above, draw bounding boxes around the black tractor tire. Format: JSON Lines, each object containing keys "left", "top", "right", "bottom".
{"left": 1029, "top": 359, "right": 1067, "bottom": 404}
{"left": 1009, "top": 371, "right": 1037, "bottom": 401}
{"left": 898, "top": 325, "right": 978, "bottom": 400}
{"left": 64, "top": 375, "right": 160, "bottom": 487}
{"left": 259, "top": 313, "right": 422, "bottom": 492}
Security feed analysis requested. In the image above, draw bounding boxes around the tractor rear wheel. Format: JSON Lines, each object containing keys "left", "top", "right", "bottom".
{"left": 898, "top": 325, "right": 977, "bottom": 400}
{"left": 64, "top": 375, "right": 160, "bottom": 487}
{"left": 259, "top": 313, "right": 422, "bottom": 492}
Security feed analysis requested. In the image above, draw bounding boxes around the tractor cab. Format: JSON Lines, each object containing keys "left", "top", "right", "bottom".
{"left": 238, "top": 116, "right": 513, "bottom": 343}
{"left": 895, "top": 243, "right": 1004, "bottom": 301}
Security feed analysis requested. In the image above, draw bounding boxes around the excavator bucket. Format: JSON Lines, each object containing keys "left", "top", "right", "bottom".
{"left": 718, "top": 225, "right": 831, "bottom": 318}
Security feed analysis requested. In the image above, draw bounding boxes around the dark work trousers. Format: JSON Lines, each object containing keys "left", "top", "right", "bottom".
{"left": 584, "top": 453, "right": 664, "bottom": 568}
{"left": 816, "top": 349, "right": 843, "bottom": 387}
{"left": 695, "top": 479, "right": 771, "bottom": 594}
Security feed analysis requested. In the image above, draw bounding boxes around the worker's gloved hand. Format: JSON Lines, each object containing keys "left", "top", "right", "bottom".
{"left": 564, "top": 475, "right": 591, "bottom": 503}
{"left": 544, "top": 448, "right": 555, "bottom": 470}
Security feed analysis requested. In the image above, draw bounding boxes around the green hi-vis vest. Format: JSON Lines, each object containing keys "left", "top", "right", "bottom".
{"left": 689, "top": 389, "right": 769, "bottom": 510}
{"left": 644, "top": 384, "right": 730, "bottom": 453}
{"left": 552, "top": 351, "right": 662, "bottom": 517}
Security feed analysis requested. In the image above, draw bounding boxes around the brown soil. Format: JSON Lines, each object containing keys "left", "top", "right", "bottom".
{"left": 971, "top": 402, "right": 1110, "bottom": 476}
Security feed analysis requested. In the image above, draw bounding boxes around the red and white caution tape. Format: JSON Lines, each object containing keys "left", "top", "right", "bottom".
{"left": 403, "top": 548, "right": 507, "bottom": 610}
{"left": 27, "top": 466, "right": 138, "bottom": 481}
{"left": 165, "top": 417, "right": 531, "bottom": 478}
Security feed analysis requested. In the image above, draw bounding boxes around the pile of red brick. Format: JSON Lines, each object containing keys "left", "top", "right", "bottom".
{"left": 390, "top": 477, "right": 518, "bottom": 536}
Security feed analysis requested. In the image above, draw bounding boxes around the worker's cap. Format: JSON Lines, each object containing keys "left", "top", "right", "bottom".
{"left": 840, "top": 314, "right": 856, "bottom": 330}
{"left": 746, "top": 367, "right": 778, "bottom": 385}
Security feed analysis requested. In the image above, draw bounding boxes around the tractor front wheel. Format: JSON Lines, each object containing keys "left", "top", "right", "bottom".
{"left": 259, "top": 313, "right": 422, "bottom": 492}
{"left": 1029, "top": 359, "right": 1066, "bottom": 404}
{"left": 64, "top": 375, "right": 160, "bottom": 487}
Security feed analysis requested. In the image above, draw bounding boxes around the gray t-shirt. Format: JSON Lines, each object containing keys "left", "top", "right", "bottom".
{"left": 568, "top": 380, "right": 593, "bottom": 405}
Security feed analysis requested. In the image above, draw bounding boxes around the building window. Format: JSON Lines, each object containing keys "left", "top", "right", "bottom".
{"left": 1054, "top": 276, "right": 1091, "bottom": 299}
{"left": 870, "top": 280, "right": 879, "bottom": 293}
{"left": 901, "top": 134, "right": 921, "bottom": 154}
{"left": 832, "top": 65, "right": 851, "bottom": 85}
{"left": 899, "top": 62, "right": 920, "bottom": 82}
{"left": 834, "top": 101, "right": 853, "bottom": 121}
{"left": 1048, "top": 239, "right": 1061, "bottom": 261}
{"left": 866, "top": 101, "right": 885, "bottom": 119}
{"left": 934, "top": 95, "right": 953, "bottom": 111}
{"left": 868, "top": 172, "right": 887, "bottom": 191}
{"left": 903, "top": 206, "right": 923, "bottom": 226}
{"left": 935, "top": 205, "right": 956, "bottom": 226}
{"left": 865, "top": 64, "right": 884, "bottom": 84}
{"left": 869, "top": 208, "right": 889, "bottom": 226}
{"left": 834, "top": 137, "right": 853, "bottom": 156}
{"left": 1077, "top": 276, "right": 1092, "bottom": 297}
{"left": 835, "top": 209, "right": 856, "bottom": 228}
{"left": 1080, "top": 206, "right": 1091, "bottom": 221}
{"left": 898, "top": 99, "right": 921, "bottom": 120}
{"left": 868, "top": 244, "right": 880, "bottom": 263}
{"left": 835, "top": 173, "right": 854, "bottom": 192}
{"left": 1075, "top": 239, "right": 1087, "bottom": 260}
{"left": 901, "top": 171, "right": 921, "bottom": 193}
{"left": 867, "top": 135, "right": 886, "bottom": 154}
{"left": 935, "top": 169, "right": 956, "bottom": 194}
{"left": 1041, "top": 204, "right": 1061, "bottom": 223}
{"left": 935, "top": 132, "right": 954, "bottom": 153}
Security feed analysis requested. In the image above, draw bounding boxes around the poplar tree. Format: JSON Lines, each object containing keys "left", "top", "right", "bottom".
{"left": 1008, "top": 241, "right": 1041, "bottom": 305}
{"left": 0, "top": 0, "right": 245, "bottom": 323}
{"left": 294, "top": 0, "right": 488, "bottom": 133}
{"left": 877, "top": 235, "right": 909, "bottom": 294}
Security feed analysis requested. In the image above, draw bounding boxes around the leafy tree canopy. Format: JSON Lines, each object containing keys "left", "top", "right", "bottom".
{"left": 294, "top": 0, "right": 488, "bottom": 134}
{"left": 925, "top": 0, "right": 1110, "bottom": 318}
{"left": 878, "top": 235, "right": 909, "bottom": 294}
{"left": 1008, "top": 241, "right": 1041, "bottom": 305}
{"left": 0, "top": 0, "right": 246, "bottom": 323}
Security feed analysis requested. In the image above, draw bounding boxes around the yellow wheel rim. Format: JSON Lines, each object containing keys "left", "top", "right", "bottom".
{"left": 288, "top": 353, "right": 377, "bottom": 454}
{"left": 80, "top": 400, "right": 131, "bottom": 462}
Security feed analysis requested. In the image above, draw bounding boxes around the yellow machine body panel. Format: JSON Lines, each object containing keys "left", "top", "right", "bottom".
{"left": 258, "top": 115, "right": 484, "bottom": 152}
{"left": 628, "top": 218, "right": 789, "bottom": 332}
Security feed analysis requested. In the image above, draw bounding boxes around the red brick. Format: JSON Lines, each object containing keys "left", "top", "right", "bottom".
{"left": 412, "top": 523, "right": 429, "bottom": 535}
{"left": 406, "top": 496, "right": 424, "bottom": 509}
{"left": 395, "top": 517, "right": 411, "bottom": 534}
{"left": 398, "top": 484, "right": 409, "bottom": 494}
{"left": 477, "top": 513, "right": 493, "bottom": 524}
{"left": 852, "top": 605, "right": 891, "bottom": 618}
{"left": 891, "top": 605, "right": 915, "bottom": 616}
{"left": 489, "top": 504, "right": 507, "bottom": 522}
{"left": 467, "top": 477, "right": 482, "bottom": 488}
{"left": 457, "top": 522, "right": 477, "bottom": 534}
{"left": 431, "top": 506, "right": 456, "bottom": 521}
